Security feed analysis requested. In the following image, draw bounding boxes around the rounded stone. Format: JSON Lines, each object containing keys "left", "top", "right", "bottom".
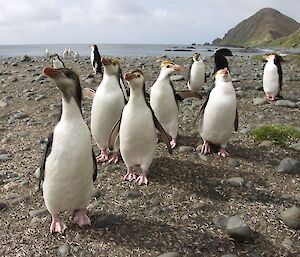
{"left": 226, "top": 215, "right": 253, "bottom": 242}
{"left": 281, "top": 206, "right": 300, "bottom": 229}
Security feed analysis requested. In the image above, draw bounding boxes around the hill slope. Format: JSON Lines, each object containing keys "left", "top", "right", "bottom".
{"left": 269, "top": 28, "right": 300, "bottom": 48}
{"left": 213, "top": 8, "right": 300, "bottom": 47}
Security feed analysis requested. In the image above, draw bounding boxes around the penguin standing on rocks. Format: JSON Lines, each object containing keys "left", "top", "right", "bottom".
{"left": 109, "top": 69, "right": 172, "bottom": 185}
{"left": 187, "top": 53, "right": 206, "bottom": 92}
{"left": 198, "top": 64, "right": 238, "bottom": 157}
{"left": 263, "top": 53, "right": 283, "bottom": 100}
{"left": 150, "top": 60, "right": 202, "bottom": 149}
{"left": 90, "top": 44, "right": 103, "bottom": 74}
{"left": 91, "top": 57, "right": 128, "bottom": 163}
{"left": 49, "top": 53, "right": 65, "bottom": 69}
{"left": 40, "top": 67, "right": 97, "bottom": 233}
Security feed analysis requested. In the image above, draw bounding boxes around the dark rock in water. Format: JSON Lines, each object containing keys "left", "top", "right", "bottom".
{"left": 276, "top": 158, "right": 300, "bottom": 174}
{"left": 226, "top": 215, "right": 253, "bottom": 242}
{"left": 21, "top": 55, "right": 31, "bottom": 62}
{"left": 281, "top": 206, "right": 300, "bottom": 229}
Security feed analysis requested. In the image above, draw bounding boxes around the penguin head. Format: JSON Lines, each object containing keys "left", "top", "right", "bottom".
{"left": 124, "top": 70, "right": 144, "bottom": 86}
{"left": 101, "top": 57, "right": 120, "bottom": 75}
{"left": 160, "top": 60, "right": 183, "bottom": 76}
{"left": 49, "top": 53, "right": 60, "bottom": 61}
{"left": 215, "top": 67, "right": 231, "bottom": 82}
{"left": 89, "top": 44, "right": 97, "bottom": 50}
{"left": 43, "top": 67, "right": 82, "bottom": 105}
{"left": 263, "top": 53, "right": 283, "bottom": 63}
{"left": 192, "top": 53, "right": 201, "bottom": 62}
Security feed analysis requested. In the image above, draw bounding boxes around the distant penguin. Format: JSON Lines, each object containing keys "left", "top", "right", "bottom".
{"left": 263, "top": 53, "right": 283, "bottom": 100}
{"left": 73, "top": 51, "right": 80, "bottom": 60}
{"left": 40, "top": 67, "right": 97, "bottom": 233}
{"left": 150, "top": 60, "right": 202, "bottom": 149}
{"left": 63, "top": 48, "right": 68, "bottom": 59}
{"left": 198, "top": 67, "right": 238, "bottom": 157}
{"left": 45, "top": 48, "right": 50, "bottom": 58}
{"left": 91, "top": 57, "right": 128, "bottom": 163}
{"left": 49, "top": 53, "right": 65, "bottom": 69}
{"left": 187, "top": 53, "right": 206, "bottom": 92}
{"left": 109, "top": 69, "right": 172, "bottom": 185}
{"left": 90, "top": 44, "right": 103, "bottom": 74}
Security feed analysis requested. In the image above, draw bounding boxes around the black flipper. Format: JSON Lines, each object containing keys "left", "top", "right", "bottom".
{"left": 234, "top": 109, "right": 239, "bottom": 132}
{"left": 186, "top": 58, "right": 193, "bottom": 82}
{"left": 152, "top": 111, "right": 172, "bottom": 154}
{"left": 38, "top": 132, "right": 53, "bottom": 191}
{"left": 175, "top": 90, "right": 202, "bottom": 101}
{"left": 274, "top": 55, "right": 283, "bottom": 93}
{"left": 192, "top": 93, "right": 210, "bottom": 126}
{"left": 92, "top": 149, "right": 97, "bottom": 182}
{"left": 117, "top": 67, "right": 128, "bottom": 104}
{"left": 108, "top": 115, "right": 122, "bottom": 151}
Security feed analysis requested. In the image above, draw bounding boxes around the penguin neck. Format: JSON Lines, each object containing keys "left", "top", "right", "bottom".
{"left": 60, "top": 97, "right": 82, "bottom": 121}
{"left": 157, "top": 72, "right": 171, "bottom": 82}
{"left": 128, "top": 87, "right": 145, "bottom": 104}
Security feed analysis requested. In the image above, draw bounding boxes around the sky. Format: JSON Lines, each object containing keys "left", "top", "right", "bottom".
{"left": 0, "top": 0, "right": 299, "bottom": 45}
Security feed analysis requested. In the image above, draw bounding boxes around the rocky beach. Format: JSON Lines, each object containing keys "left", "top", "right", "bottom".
{"left": 0, "top": 54, "right": 299, "bottom": 257}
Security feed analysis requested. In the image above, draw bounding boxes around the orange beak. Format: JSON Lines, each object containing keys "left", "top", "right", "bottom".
{"left": 43, "top": 67, "right": 64, "bottom": 78}
{"left": 101, "top": 57, "right": 111, "bottom": 65}
{"left": 124, "top": 72, "right": 135, "bottom": 81}
{"left": 174, "top": 64, "right": 183, "bottom": 72}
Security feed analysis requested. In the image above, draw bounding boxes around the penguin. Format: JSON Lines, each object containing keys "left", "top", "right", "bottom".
{"left": 49, "top": 53, "right": 65, "bottom": 69}
{"left": 109, "top": 69, "right": 172, "bottom": 185}
{"left": 63, "top": 48, "right": 68, "bottom": 59}
{"left": 198, "top": 66, "right": 238, "bottom": 157}
{"left": 40, "top": 67, "right": 97, "bottom": 233}
{"left": 212, "top": 48, "right": 232, "bottom": 75}
{"left": 73, "top": 51, "right": 80, "bottom": 60}
{"left": 90, "top": 44, "right": 103, "bottom": 74}
{"left": 187, "top": 53, "right": 206, "bottom": 93}
{"left": 263, "top": 53, "right": 283, "bottom": 101}
{"left": 91, "top": 57, "right": 128, "bottom": 163}
{"left": 45, "top": 48, "right": 50, "bottom": 58}
{"left": 150, "top": 60, "right": 202, "bottom": 149}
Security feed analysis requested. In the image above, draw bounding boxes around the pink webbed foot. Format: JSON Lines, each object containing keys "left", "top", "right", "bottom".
{"left": 50, "top": 215, "right": 67, "bottom": 234}
{"left": 73, "top": 209, "right": 91, "bottom": 227}
{"left": 96, "top": 149, "right": 109, "bottom": 162}
{"left": 264, "top": 94, "right": 275, "bottom": 101}
{"left": 123, "top": 168, "right": 136, "bottom": 182}
{"left": 218, "top": 147, "right": 230, "bottom": 157}
{"left": 108, "top": 152, "right": 119, "bottom": 164}
{"left": 201, "top": 141, "right": 211, "bottom": 155}
{"left": 136, "top": 171, "right": 148, "bottom": 186}
{"left": 170, "top": 138, "right": 177, "bottom": 149}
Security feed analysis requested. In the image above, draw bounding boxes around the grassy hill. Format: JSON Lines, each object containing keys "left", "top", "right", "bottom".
{"left": 213, "top": 8, "right": 300, "bottom": 47}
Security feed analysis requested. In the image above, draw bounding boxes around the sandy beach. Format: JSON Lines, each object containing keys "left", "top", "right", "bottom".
{"left": 0, "top": 54, "right": 299, "bottom": 256}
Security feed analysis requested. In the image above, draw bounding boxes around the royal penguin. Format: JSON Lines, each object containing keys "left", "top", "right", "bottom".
{"left": 150, "top": 60, "right": 202, "bottom": 149}
{"left": 91, "top": 57, "right": 128, "bottom": 163}
{"left": 187, "top": 53, "right": 206, "bottom": 92}
{"left": 198, "top": 66, "right": 238, "bottom": 157}
{"left": 49, "top": 53, "right": 65, "bottom": 69}
{"left": 109, "top": 69, "right": 172, "bottom": 185}
{"left": 90, "top": 44, "right": 103, "bottom": 74}
{"left": 263, "top": 53, "right": 283, "bottom": 100}
{"left": 40, "top": 67, "right": 97, "bottom": 233}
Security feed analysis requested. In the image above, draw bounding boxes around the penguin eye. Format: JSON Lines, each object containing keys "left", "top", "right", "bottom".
{"left": 137, "top": 74, "right": 141, "bottom": 78}
{"left": 166, "top": 65, "right": 170, "bottom": 68}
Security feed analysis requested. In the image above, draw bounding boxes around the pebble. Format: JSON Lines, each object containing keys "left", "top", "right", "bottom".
{"left": 14, "top": 112, "right": 29, "bottom": 119}
{"left": 280, "top": 206, "right": 300, "bottom": 229}
{"left": 198, "top": 153, "right": 209, "bottom": 161}
{"left": 227, "top": 177, "right": 244, "bottom": 187}
{"left": 228, "top": 158, "right": 240, "bottom": 167}
{"left": 282, "top": 237, "right": 294, "bottom": 248}
{"left": 0, "top": 101, "right": 8, "bottom": 107}
{"left": 0, "top": 202, "right": 8, "bottom": 212}
{"left": 221, "top": 255, "right": 238, "bottom": 257}
{"left": 123, "top": 190, "right": 141, "bottom": 199}
{"left": 0, "top": 154, "right": 12, "bottom": 162}
{"left": 12, "top": 62, "right": 18, "bottom": 67}
{"left": 58, "top": 244, "right": 70, "bottom": 257}
{"left": 259, "top": 140, "right": 273, "bottom": 147}
{"left": 275, "top": 100, "right": 297, "bottom": 108}
{"left": 170, "top": 75, "right": 185, "bottom": 81}
{"left": 252, "top": 97, "right": 267, "bottom": 105}
{"left": 29, "top": 207, "right": 48, "bottom": 217}
{"left": 213, "top": 215, "right": 229, "bottom": 228}
{"left": 178, "top": 145, "right": 194, "bottom": 153}
{"left": 157, "top": 252, "right": 181, "bottom": 257}
{"left": 94, "top": 214, "right": 121, "bottom": 228}
{"left": 226, "top": 215, "right": 253, "bottom": 242}
{"left": 289, "top": 143, "right": 300, "bottom": 151}
{"left": 276, "top": 158, "right": 300, "bottom": 174}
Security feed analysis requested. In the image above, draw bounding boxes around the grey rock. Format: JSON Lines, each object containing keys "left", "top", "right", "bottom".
{"left": 35, "top": 75, "right": 46, "bottom": 82}
{"left": 259, "top": 140, "right": 273, "bottom": 147}
{"left": 226, "top": 215, "right": 253, "bottom": 242}
{"left": 227, "top": 177, "right": 244, "bottom": 187}
{"left": 0, "top": 154, "right": 12, "bottom": 162}
{"left": 123, "top": 190, "right": 141, "bottom": 199}
{"left": 247, "top": 251, "right": 262, "bottom": 257}
{"left": 94, "top": 214, "right": 120, "bottom": 228}
{"left": 11, "top": 77, "right": 18, "bottom": 83}
{"left": 282, "top": 237, "right": 294, "bottom": 248}
{"left": 275, "top": 100, "right": 297, "bottom": 108}
{"left": 178, "top": 146, "right": 194, "bottom": 153}
{"left": 198, "top": 153, "right": 209, "bottom": 161}
{"left": 85, "top": 78, "right": 95, "bottom": 84}
{"left": 21, "top": 55, "right": 31, "bottom": 62}
{"left": 35, "top": 95, "right": 47, "bottom": 101}
{"left": 14, "top": 112, "right": 28, "bottom": 119}
{"left": 0, "top": 101, "right": 8, "bottom": 107}
{"left": 276, "top": 158, "right": 300, "bottom": 174}
{"left": 157, "top": 252, "right": 181, "bottom": 257}
{"left": 289, "top": 143, "right": 300, "bottom": 151}
{"left": 58, "top": 244, "right": 70, "bottom": 257}
{"left": 0, "top": 202, "right": 7, "bottom": 212}
{"left": 281, "top": 206, "right": 300, "bottom": 229}
{"left": 252, "top": 97, "right": 267, "bottom": 106}
{"left": 29, "top": 207, "right": 48, "bottom": 217}
{"left": 228, "top": 158, "right": 240, "bottom": 167}
{"left": 221, "top": 255, "right": 238, "bottom": 257}
{"left": 12, "top": 62, "right": 18, "bottom": 67}
{"left": 170, "top": 75, "right": 185, "bottom": 81}
{"left": 213, "top": 215, "right": 229, "bottom": 228}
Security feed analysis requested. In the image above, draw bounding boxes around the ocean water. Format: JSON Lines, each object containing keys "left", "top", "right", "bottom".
{"left": 0, "top": 43, "right": 262, "bottom": 58}
{"left": 0, "top": 43, "right": 298, "bottom": 58}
